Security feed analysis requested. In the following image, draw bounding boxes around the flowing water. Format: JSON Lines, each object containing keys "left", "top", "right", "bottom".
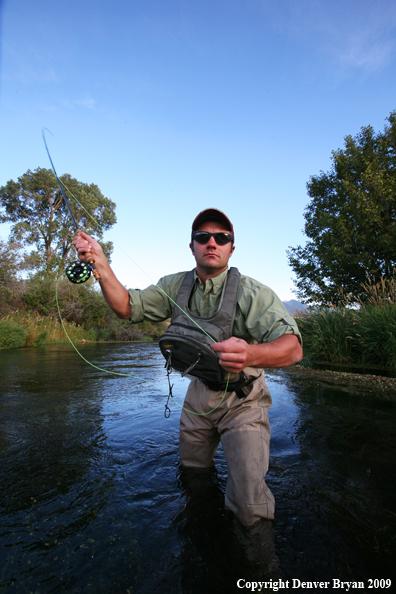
{"left": 1, "top": 343, "right": 396, "bottom": 593}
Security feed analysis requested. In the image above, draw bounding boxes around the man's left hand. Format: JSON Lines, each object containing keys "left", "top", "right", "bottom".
{"left": 211, "top": 337, "right": 251, "bottom": 373}
{"left": 212, "top": 334, "right": 303, "bottom": 372}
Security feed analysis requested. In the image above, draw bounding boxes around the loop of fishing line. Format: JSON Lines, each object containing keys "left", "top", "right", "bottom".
{"left": 55, "top": 276, "right": 229, "bottom": 417}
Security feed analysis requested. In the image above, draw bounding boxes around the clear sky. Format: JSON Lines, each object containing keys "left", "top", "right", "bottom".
{"left": 1, "top": 0, "right": 395, "bottom": 300}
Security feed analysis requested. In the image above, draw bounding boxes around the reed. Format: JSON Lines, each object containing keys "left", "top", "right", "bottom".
{"left": 298, "top": 271, "right": 396, "bottom": 369}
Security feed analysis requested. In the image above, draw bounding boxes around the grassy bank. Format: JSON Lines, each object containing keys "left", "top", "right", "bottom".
{"left": 298, "top": 274, "right": 396, "bottom": 369}
{"left": 0, "top": 311, "right": 99, "bottom": 349}
{"left": 0, "top": 311, "right": 166, "bottom": 349}
{"left": 0, "top": 273, "right": 168, "bottom": 349}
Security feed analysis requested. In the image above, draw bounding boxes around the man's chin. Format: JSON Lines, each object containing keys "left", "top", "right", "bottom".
{"left": 201, "top": 263, "right": 226, "bottom": 275}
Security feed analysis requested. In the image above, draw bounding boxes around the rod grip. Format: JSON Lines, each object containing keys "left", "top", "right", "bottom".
{"left": 76, "top": 229, "right": 101, "bottom": 280}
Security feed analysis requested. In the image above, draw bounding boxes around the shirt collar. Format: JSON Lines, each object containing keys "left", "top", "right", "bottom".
{"left": 193, "top": 268, "right": 228, "bottom": 294}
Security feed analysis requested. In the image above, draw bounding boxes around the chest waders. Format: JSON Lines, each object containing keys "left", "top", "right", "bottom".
{"left": 159, "top": 267, "right": 257, "bottom": 398}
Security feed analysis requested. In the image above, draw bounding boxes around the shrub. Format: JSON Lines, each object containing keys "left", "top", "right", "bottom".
{"left": 0, "top": 320, "right": 27, "bottom": 349}
{"left": 24, "top": 275, "right": 56, "bottom": 315}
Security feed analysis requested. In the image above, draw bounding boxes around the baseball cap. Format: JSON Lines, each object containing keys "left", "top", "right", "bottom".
{"left": 191, "top": 208, "right": 234, "bottom": 240}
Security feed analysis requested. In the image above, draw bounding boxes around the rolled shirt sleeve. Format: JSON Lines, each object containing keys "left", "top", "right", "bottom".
{"left": 235, "top": 275, "right": 302, "bottom": 345}
{"left": 128, "top": 272, "right": 188, "bottom": 324}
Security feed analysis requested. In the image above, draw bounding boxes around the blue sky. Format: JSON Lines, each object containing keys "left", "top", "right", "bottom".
{"left": 1, "top": 0, "right": 396, "bottom": 300}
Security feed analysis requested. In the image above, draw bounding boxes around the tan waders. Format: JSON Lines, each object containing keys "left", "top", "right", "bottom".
{"left": 179, "top": 368, "right": 275, "bottom": 526}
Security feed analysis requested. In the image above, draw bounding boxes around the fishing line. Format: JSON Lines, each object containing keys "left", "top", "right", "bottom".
{"left": 44, "top": 130, "right": 229, "bottom": 416}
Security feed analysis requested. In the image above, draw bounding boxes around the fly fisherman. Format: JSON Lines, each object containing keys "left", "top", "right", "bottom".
{"left": 72, "top": 208, "right": 302, "bottom": 527}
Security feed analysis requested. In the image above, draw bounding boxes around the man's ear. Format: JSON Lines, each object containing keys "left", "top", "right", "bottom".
{"left": 230, "top": 244, "right": 235, "bottom": 256}
{"left": 189, "top": 242, "right": 194, "bottom": 254}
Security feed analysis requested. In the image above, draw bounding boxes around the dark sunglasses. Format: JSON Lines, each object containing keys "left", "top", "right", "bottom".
{"left": 192, "top": 231, "right": 233, "bottom": 245}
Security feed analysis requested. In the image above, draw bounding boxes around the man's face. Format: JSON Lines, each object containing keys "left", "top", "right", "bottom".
{"left": 190, "top": 220, "right": 235, "bottom": 279}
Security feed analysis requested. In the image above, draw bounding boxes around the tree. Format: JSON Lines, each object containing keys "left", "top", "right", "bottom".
{"left": 0, "top": 238, "right": 34, "bottom": 312}
{"left": 0, "top": 167, "right": 116, "bottom": 274}
{"left": 0, "top": 238, "right": 24, "bottom": 283}
{"left": 287, "top": 111, "right": 396, "bottom": 304}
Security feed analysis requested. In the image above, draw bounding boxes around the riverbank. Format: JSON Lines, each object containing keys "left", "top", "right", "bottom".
{"left": 286, "top": 364, "right": 396, "bottom": 399}
{"left": 0, "top": 310, "right": 168, "bottom": 349}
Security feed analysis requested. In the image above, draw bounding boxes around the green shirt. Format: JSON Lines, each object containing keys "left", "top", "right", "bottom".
{"left": 129, "top": 268, "right": 302, "bottom": 345}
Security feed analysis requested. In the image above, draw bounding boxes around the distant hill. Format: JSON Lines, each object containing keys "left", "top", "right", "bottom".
{"left": 282, "top": 299, "right": 308, "bottom": 315}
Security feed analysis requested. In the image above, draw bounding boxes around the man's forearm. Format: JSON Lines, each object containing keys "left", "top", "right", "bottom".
{"left": 95, "top": 259, "right": 131, "bottom": 319}
{"left": 247, "top": 334, "right": 303, "bottom": 368}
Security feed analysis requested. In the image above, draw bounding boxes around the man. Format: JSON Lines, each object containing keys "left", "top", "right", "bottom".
{"left": 73, "top": 208, "right": 302, "bottom": 526}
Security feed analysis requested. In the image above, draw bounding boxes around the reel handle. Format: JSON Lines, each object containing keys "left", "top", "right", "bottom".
{"left": 76, "top": 229, "right": 101, "bottom": 280}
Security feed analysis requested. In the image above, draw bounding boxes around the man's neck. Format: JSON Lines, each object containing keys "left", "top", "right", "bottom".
{"left": 195, "top": 265, "right": 228, "bottom": 287}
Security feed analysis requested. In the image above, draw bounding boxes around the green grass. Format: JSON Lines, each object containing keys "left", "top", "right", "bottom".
{"left": 298, "top": 272, "right": 396, "bottom": 369}
{"left": 0, "top": 311, "right": 96, "bottom": 348}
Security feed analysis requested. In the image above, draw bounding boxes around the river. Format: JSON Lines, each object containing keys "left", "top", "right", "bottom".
{"left": 1, "top": 343, "right": 395, "bottom": 593}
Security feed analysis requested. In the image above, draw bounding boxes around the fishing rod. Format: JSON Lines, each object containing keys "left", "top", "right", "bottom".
{"left": 42, "top": 128, "right": 100, "bottom": 284}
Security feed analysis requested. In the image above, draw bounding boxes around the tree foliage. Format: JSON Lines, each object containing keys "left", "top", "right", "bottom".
{"left": 287, "top": 111, "right": 396, "bottom": 304}
{"left": 0, "top": 238, "right": 35, "bottom": 313}
{"left": 0, "top": 167, "right": 116, "bottom": 273}
{"left": 0, "top": 238, "right": 25, "bottom": 283}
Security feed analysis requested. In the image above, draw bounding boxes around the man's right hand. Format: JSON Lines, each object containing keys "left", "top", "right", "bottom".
{"left": 72, "top": 231, "right": 104, "bottom": 265}
{"left": 72, "top": 231, "right": 131, "bottom": 319}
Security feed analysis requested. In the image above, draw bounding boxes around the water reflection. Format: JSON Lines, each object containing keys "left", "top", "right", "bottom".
{"left": 269, "top": 371, "right": 396, "bottom": 582}
{"left": 1, "top": 344, "right": 396, "bottom": 593}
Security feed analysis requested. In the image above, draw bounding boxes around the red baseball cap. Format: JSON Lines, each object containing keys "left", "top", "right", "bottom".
{"left": 192, "top": 208, "right": 234, "bottom": 240}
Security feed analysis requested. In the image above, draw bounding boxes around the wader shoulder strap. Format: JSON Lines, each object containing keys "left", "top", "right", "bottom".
{"left": 171, "top": 267, "right": 241, "bottom": 340}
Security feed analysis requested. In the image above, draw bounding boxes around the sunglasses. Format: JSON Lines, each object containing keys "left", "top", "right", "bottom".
{"left": 192, "top": 231, "right": 233, "bottom": 245}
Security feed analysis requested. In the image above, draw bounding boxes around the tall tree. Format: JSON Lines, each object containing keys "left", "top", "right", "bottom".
{"left": 287, "top": 111, "right": 396, "bottom": 304}
{"left": 0, "top": 167, "right": 116, "bottom": 273}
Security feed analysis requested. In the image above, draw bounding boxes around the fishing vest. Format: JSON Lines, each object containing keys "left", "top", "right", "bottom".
{"left": 158, "top": 267, "right": 258, "bottom": 395}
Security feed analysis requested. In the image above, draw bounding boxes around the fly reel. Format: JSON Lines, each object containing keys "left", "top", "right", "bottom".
{"left": 65, "top": 260, "right": 94, "bottom": 284}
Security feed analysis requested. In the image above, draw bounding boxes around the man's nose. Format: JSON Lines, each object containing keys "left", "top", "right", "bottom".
{"left": 206, "top": 235, "right": 217, "bottom": 247}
